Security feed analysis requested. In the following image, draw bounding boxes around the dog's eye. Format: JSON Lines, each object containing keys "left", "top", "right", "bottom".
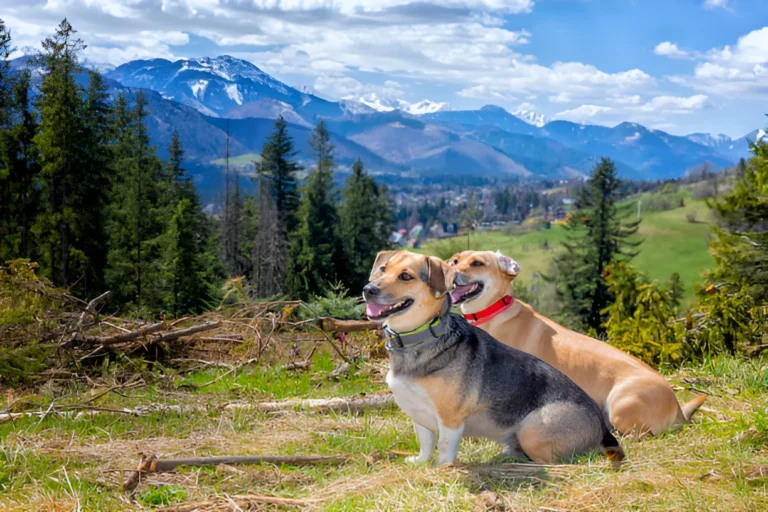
{"left": 379, "top": 266, "right": 386, "bottom": 273}
{"left": 470, "top": 261, "right": 484, "bottom": 267}
{"left": 452, "top": 259, "right": 458, "bottom": 265}
{"left": 399, "top": 272, "right": 413, "bottom": 281}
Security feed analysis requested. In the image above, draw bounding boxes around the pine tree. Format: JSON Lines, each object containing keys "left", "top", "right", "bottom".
{"left": 552, "top": 158, "right": 641, "bottom": 334}
{"left": 0, "top": 69, "right": 40, "bottom": 262}
{"left": 250, "top": 116, "right": 301, "bottom": 296}
{"left": 77, "top": 70, "right": 113, "bottom": 292}
{"left": 707, "top": 131, "right": 768, "bottom": 304}
{"left": 257, "top": 116, "right": 302, "bottom": 232}
{"left": 338, "top": 158, "right": 392, "bottom": 292}
{"left": 158, "top": 132, "right": 220, "bottom": 315}
{"left": 287, "top": 120, "right": 340, "bottom": 298}
{"left": 32, "top": 19, "right": 87, "bottom": 287}
{"left": 105, "top": 91, "right": 163, "bottom": 309}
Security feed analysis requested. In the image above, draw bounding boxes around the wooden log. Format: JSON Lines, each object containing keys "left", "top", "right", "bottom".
{"left": 79, "top": 322, "right": 165, "bottom": 347}
{"left": 124, "top": 452, "right": 347, "bottom": 493}
{"left": 321, "top": 318, "right": 382, "bottom": 333}
{"left": 224, "top": 393, "right": 395, "bottom": 415}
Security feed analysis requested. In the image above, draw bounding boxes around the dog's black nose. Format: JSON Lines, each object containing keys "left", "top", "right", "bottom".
{"left": 363, "top": 284, "right": 380, "bottom": 296}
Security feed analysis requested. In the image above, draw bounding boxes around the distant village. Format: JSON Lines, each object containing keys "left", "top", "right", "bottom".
{"left": 388, "top": 177, "right": 583, "bottom": 248}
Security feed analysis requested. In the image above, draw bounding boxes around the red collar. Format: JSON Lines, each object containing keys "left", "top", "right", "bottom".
{"left": 463, "top": 295, "right": 514, "bottom": 326}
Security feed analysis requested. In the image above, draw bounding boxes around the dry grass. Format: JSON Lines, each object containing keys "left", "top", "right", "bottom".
{"left": 1, "top": 354, "right": 767, "bottom": 511}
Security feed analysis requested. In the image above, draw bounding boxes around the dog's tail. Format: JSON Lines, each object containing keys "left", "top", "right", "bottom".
{"left": 600, "top": 430, "right": 625, "bottom": 471}
{"left": 681, "top": 395, "right": 707, "bottom": 422}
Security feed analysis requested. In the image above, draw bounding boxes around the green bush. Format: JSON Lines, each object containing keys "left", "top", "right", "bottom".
{"left": 298, "top": 282, "right": 365, "bottom": 320}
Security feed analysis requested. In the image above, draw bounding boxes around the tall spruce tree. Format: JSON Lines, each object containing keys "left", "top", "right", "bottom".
{"left": 158, "top": 131, "right": 220, "bottom": 315}
{"left": 552, "top": 157, "right": 641, "bottom": 334}
{"left": 251, "top": 116, "right": 301, "bottom": 296}
{"left": 32, "top": 19, "right": 87, "bottom": 287}
{"left": 338, "top": 158, "right": 393, "bottom": 292}
{"left": 0, "top": 69, "right": 40, "bottom": 262}
{"left": 287, "top": 120, "right": 340, "bottom": 298}
{"left": 78, "top": 70, "right": 113, "bottom": 292}
{"left": 105, "top": 91, "right": 163, "bottom": 309}
{"left": 257, "top": 116, "right": 302, "bottom": 232}
{"left": 707, "top": 130, "right": 768, "bottom": 303}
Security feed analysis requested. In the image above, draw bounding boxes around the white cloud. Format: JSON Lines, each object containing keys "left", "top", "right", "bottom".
{"left": 554, "top": 95, "right": 710, "bottom": 125}
{"left": 638, "top": 94, "right": 710, "bottom": 113}
{"left": 314, "top": 74, "right": 405, "bottom": 101}
{"left": 456, "top": 85, "right": 516, "bottom": 100}
{"left": 554, "top": 104, "right": 614, "bottom": 123}
{"left": 2, "top": 0, "right": 657, "bottom": 106}
{"left": 666, "top": 26, "right": 768, "bottom": 97}
{"left": 703, "top": 0, "right": 730, "bottom": 10}
{"left": 654, "top": 42, "right": 690, "bottom": 59}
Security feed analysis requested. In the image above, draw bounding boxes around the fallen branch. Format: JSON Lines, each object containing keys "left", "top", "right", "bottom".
{"left": 80, "top": 322, "right": 165, "bottom": 347}
{"left": 224, "top": 393, "right": 395, "bottom": 415}
{"left": 321, "top": 318, "right": 382, "bottom": 333}
{"left": 144, "top": 321, "right": 221, "bottom": 344}
{"left": 0, "top": 393, "right": 395, "bottom": 423}
{"left": 123, "top": 452, "right": 347, "bottom": 493}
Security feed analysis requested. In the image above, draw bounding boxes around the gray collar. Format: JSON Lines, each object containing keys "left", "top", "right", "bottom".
{"left": 384, "top": 316, "right": 449, "bottom": 352}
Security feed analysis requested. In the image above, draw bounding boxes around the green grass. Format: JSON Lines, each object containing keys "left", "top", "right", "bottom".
{"left": 210, "top": 152, "right": 262, "bottom": 168}
{"left": 422, "top": 198, "right": 714, "bottom": 305}
{"left": 1, "top": 356, "right": 766, "bottom": 510}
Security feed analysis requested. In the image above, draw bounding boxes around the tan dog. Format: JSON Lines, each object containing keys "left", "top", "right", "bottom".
{"left": 448, "top": 250, "right": 706, "bottom": 436}
{"left": 364, "top": 250, "right": 624, "bottom": 466}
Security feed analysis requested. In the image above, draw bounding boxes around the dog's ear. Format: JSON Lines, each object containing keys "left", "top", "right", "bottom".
{"left": 447, "top": 252, "right": 462, "bottom": 266}
{"left": 369, "top": 250, "right": 398, "bottom": 281}
{"left": 495, "top": 251, "right": 521, "bottom": 278}
{"left": 426, "top": 256, "right": 456, "bottom": 297}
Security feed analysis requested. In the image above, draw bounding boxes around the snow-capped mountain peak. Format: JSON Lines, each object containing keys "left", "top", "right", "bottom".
{"left": 407, "top": 99, "right": 450, "bottom": 115}
{"left": 343, "top": 94, "right": 449, "bottom": 115}
{"left": 513, "top": 107, "right": 548, "bottom": 128}
{"left": 686, "top": 132, "right": 733, "bottom": 148}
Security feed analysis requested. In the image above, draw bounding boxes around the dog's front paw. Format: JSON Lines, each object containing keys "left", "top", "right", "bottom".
{"left": 405, "top": 455, "right": 429, "bottom": 465}
{"left": 434, "top": 457, "right": 458, "bottom": 467}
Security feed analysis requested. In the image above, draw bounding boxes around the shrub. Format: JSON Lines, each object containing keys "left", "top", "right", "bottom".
{"left": 298, "top": 282, "right": 365, "bottom": 320}
{"left": 602, "top": 262, "right": 683, "bottom": 366}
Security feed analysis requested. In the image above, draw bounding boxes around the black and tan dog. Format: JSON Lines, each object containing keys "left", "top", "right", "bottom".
{"left": 363, "top": 250, "right": 624, "bottom": 467}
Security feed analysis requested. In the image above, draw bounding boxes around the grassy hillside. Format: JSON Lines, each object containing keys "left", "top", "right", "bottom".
{"left": 421, "top": 197, "right": 714, "bottom": 304}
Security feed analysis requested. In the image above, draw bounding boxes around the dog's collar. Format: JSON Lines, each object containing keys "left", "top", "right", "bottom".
{"left": 384, "top": 317, "right": 448, "bottom": 352}
{"left": 464, "top": 295, "right": 514, "bottom": 326}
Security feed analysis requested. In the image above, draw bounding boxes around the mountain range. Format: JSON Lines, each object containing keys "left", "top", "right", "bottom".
{"left": 10, "top": 54, "right": 761, "bottom": 192}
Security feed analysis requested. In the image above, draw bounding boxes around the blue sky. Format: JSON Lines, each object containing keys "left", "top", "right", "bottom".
{"left": 4, "top": 0, "right": 766, "bottom": 137}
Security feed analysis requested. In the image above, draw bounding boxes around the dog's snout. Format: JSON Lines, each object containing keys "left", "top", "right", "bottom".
{"left": 363, "top": 284, "right": 380, "bottom": 297}
{"left": 455, "top": 272, "right": 471, "bottom": 286}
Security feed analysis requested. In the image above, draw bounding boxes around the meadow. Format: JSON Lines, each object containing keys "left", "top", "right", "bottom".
{"left": 1, "top": 345, "right": 767, "bottom": 511}
{"left": 421, "top": 196, "right": 714, "bottom": 305}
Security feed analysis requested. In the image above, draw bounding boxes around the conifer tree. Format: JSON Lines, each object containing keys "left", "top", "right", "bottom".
{"left": 251, "top": 116, "right": 301, "bottom": 296}
{"left": 707, "top": 130, "right": 768, "bottom": 303}
{"left": 338, "top": 158, "right": 393, "bottom": 292}
{"left": 552, "top": 157, "right": 641, "bottom": 333}
{"left": 158, "top": 132, "right": 220, "bottom": 315}
{"left": 77, "top": 70, "right": 113, "bottom": 292}
{"left": 0, "top": 69, "right": 39, "bottom": 262}
{"left": 105, "top": 91, "right": 163, "bottom": 309}
{"left": 257, "top": 116, "right": 302, "bottom": 232}
{"left": 287, "top": 120, "right": 340, "bottom": 298}
{"left": 32, "top": 19, "right": 87, "bottom": 287}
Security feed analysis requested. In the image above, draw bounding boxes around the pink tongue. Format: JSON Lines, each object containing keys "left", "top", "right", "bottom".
{"left": 450, "top": 284, "right": 475, "bottom": 303}
{"left": 366, "top": 303, "right": 387, "bottom": 319}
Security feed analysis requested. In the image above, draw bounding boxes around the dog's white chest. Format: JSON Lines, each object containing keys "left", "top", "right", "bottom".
{"left": 386, "top": 370, "right": 438, "bottom": 432}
